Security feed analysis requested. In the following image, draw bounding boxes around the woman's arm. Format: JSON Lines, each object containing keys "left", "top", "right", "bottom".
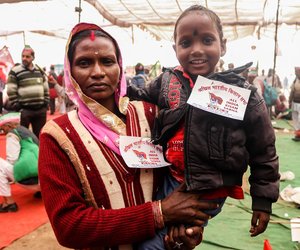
{"left": 39, "top": 132, "right": 216, "bottom": 248}
{"left": 39, "top": 132, "right": 157, "bottom": 248}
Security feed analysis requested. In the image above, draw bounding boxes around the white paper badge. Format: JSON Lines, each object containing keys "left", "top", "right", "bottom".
{"left": 187, "top": 75, "right": 251, "bottom": 120}
{"left": 119, "top": 136, "right": 171, "bottom": 168}
{"left": 291, "top": 218, "right": 300, "bottom": 242}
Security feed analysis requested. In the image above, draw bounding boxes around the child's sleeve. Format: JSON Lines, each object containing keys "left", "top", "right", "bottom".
{"left": 127, "top": 74, "right": 162, "bottom": 105}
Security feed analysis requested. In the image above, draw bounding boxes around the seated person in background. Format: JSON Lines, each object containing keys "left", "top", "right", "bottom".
{"left": 275, "top": 93, "right": 291, "bottom": 120}
{"left": 0, "top": 112, "right": 39, "bottom": 213}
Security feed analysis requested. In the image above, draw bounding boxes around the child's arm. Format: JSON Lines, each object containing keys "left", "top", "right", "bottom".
{"left": 127, "top": 74, "right": 163, "bottom": 104}
{"left": 245, "top": 90, "right": 280, "bottom": 237}
{"left": 249, "top": 211, "right": 270, "bottom": 237}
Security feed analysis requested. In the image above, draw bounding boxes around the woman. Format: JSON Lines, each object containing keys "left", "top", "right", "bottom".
{"left": 38, "top": 23, "right": 216, "bottom": 250}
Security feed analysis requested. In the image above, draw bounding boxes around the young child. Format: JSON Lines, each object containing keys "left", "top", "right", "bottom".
{"left": 128, "top": 4, "right": 280, "bottom": 249}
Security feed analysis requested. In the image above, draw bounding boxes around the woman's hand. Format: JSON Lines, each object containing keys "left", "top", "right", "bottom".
{"left": 161, "top": 183, "right": 219, "bottom": 226}
{"left": 164, "top": 225, "right": 203, "bottom": 250}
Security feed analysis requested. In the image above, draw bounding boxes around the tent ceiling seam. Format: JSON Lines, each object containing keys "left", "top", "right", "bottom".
{"left": 175, "top": 0, "right": 183, "bottom": 12}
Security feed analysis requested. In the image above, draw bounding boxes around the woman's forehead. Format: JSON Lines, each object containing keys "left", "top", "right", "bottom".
{"left": 74, "top": 36, "right": 116, "bottom": 54}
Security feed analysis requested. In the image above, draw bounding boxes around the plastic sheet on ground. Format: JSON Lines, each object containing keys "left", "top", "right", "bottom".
{"left": 196, "top": 120, "right": 300, "bottom": 249}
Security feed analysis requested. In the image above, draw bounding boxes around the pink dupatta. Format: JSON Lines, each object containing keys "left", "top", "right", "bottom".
{"left": 64, "top": 23, "right": 129, "bottom": 155}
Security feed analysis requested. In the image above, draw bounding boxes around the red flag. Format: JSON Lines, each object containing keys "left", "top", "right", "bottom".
{"left": 0, "top": 46, "right": 14, "bottom": 83}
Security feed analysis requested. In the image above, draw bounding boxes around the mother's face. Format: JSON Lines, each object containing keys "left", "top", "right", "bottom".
{"left": 71, "top": 35, "right": 120, "bottom": 107}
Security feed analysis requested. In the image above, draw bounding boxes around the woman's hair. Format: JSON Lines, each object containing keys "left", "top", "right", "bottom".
{"left": 173, "top": 5, "right": 224, "bottom": 42}
{"left": 68, "top": 29, "right": 120, "bottom": 64}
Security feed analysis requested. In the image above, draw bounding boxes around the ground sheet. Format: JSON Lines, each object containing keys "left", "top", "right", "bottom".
{"left": 197, "top": 119, "right": 300, "bottom": 250}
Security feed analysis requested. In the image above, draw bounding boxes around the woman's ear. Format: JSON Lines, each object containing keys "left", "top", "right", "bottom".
{"left": 221, "top": 38, "right": 227, "bottom": 57}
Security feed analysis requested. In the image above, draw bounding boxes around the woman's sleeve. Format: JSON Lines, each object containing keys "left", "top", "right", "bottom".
{"left": 38, "top": 132, "right": 157, "bottom": 249}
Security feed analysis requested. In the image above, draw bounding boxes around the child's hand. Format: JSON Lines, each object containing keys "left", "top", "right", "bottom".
{"left": 164, "top": 225, "right": 203, "bottom": 250}
{"left": 249, "top": 211, "right": 270, "bottom": 237}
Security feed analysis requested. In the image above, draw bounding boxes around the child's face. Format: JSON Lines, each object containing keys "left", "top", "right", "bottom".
{"left": 173, "top": 11, "right": 226, "bottom": 77}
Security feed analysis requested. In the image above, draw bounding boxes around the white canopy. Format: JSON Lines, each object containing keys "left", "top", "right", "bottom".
{"left": 0, "top": 0, "right": 299, "bottom": 75}
{"left": 1, "top": 0, "right": 299, "bottom": 40}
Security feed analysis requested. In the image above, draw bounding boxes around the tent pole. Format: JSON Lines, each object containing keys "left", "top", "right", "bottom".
{"left": 75, "top": 0, "right": 82, "bottom": 23}
{"left": 272, "top": 0, "right": 280, "bottom": 87}
{"left": 22, "top": 31, "right": 26, "bottom": 46}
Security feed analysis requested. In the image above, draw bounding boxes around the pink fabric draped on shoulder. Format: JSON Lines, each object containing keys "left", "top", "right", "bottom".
{"left": 63, "top": 23, "right": 129, "bottom": 154}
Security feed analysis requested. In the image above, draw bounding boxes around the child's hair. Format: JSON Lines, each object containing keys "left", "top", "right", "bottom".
{"left": 173, "top": 5, "right": 224, "bottom": 42}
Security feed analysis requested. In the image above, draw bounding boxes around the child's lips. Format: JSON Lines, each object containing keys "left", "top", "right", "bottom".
{"left": 190, "top": 59, "right": 207, "bottom": 65}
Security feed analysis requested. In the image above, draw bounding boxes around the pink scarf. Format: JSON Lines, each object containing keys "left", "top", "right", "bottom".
{"left": 64, "top": 23, "right": 129, "bottom": 155}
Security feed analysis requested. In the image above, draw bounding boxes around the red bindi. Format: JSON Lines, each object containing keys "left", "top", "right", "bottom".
{"left": 90, "top": 30, "right": 95, "bottom": 41}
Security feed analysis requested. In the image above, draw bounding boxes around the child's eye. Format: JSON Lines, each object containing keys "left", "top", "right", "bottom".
{"left": 203, "top": 37, "right": 214, "bottom": 45}
{"left": 180, "top": 40, "right": 191, "bottom": 48}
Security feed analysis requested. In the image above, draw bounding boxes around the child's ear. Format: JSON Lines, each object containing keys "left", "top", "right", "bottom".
{"left": 221, "top": 38, "right": 227, "bottom": 57}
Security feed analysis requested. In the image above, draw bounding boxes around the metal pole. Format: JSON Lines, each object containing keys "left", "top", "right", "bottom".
{"left": 75, "top": 0, "right": 82, "bottom": 23}
{"left": 22, "top": 31, "right": 26, "bottom": 46}
{"left": 272, "top": 0, "right": 280, "bottom": 87}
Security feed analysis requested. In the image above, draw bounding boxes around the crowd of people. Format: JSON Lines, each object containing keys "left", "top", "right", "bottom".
{"left": 0, "top": 3, "right": 298, "bottom": 250}
{"left": 216, "top": 58, "right": 298, "bottom": 136}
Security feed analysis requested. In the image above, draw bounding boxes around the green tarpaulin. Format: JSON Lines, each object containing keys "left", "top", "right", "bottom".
{"left": 196, "top": 119, "right": 300, "bottom": 250}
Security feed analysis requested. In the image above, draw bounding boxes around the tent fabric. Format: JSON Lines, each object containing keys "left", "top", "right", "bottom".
{"left": 86, "top": 0, "right": 300, "bottom": 41}
{"left": 0, "top": 0, "right": 300, "bottom": 42}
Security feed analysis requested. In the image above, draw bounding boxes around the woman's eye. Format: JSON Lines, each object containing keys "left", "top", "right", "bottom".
{"left": 78, "top": 59, "right": 90, "bottom": 67}
{"left": 102, "top": 58, "right": 115, "bottom": 65}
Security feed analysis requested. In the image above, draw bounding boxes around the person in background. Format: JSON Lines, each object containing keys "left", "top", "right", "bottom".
{"left": 275, "top": 93, "right": 290, "bottom": 120}
{"left": 56, "top": 70, "right": 68, "bottom": 114}
{"left": 131, "top": 62, "right": 149, "bottom": 88}
{"left": 52, "top": 70, "right": 75, "bottom": 114}
{"left": 128, "top": 5, "right": 279, "bottom": 249}
{"left": 0, "top": 77, "right": 4, "bottom": 115}
{"left": 6, "top": 45, "right": 49, "bottom": 137}
{"left": 38, "top": 22, "right": 215, "bottom": 250}
{"left": 228, "top": 62, "right": 234, "bottom": 70}
{"left": 48, "top": 65, "right": 58, "bottom": 115}
{"left": 0, "top": 112, "right": 40, "bottom": 212}
{"left": 246, "top": 67, "right": 265, "bottom": 97}
{"left": 125, "top": 70, "right": 132, "bottom": 86}
{"left": 265, "top": 68, "right": 282, "bottom": 90}
{"left": 215, "top": 58, "right": 225, "bottom": 72}
{"left": 289, "top": 66, "right": 300, "bottom": 141}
